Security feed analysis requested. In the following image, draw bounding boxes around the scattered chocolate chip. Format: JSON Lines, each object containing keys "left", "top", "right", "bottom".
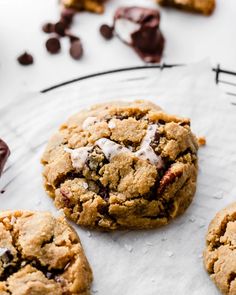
{"left": 69, "top": 40, "right": 83, "bottom": 60}
{"left": 45, "top": 37, "right": 61, "bottom": 54}
{"left": 54, "top": 21, "right": 66, "bottom": 36}
{"left": 0, "top": 139, "right": 10, "bottom": 176}
{"left": 100, "top": 24, "right": 114, "bottom": 40}
{"left": 60, "top": 8, "right": 75, "bottom": 26}
{"left": 42, "top": 22, "right": 55, "bottom": 34}
{"left": 17, "top": 52, "right": 34, "bottom": 66}
{"left": 66, "top": 33, "right": 80, "bottom": 43}
{"left": 0, "top": 190, "right": 5, "bottom": 194}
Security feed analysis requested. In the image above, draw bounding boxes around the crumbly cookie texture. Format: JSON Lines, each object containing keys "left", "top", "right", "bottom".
{"left": 62, "top": 0, "right": 106, "bottom": 13}
{"left": 204, "top": 203, "right": 236, "bottom": 295}
{"left": 157, "top": 0, "right": 215, "bottom": 15}
{"left": 0, "top": 211, "right": 92, "bottom": 295}
{"left": 42, "top": 100, "right": 199, "bottom": 230}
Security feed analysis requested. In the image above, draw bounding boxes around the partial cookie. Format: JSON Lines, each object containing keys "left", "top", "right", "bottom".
{"left": 203, "top": 203, "right": 236, "bottom": 295}
{"left": 157, "top": 0, "right": 215, "bottom": 15}
{"left": 62, "top": 0, "right": 106, "bottom": 13}
{"left": 42, "top": 100, "right": 199, "bottom": 230}
{"left": 0, "top": 211, "right": 92, "bottom": 295}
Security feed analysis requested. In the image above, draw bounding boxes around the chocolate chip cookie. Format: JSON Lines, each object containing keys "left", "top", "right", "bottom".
{"left": 0, "top": 211, "right": 92, "bottom": 294}
{"left": 62, "top": 0, "right": 106, "bottom": 14}
{"left": 204, "top": 203, "right": 236, "bottom": 295}
{"left": 42, "top": 100, "right": 198, "bottom": 230}
{"left": 157, "top": 0, "right": 215, "bottom": 15}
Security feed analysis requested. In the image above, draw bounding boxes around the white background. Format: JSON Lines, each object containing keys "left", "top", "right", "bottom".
{"left": 0, "top": 0, "right": 235, "bottom": 100}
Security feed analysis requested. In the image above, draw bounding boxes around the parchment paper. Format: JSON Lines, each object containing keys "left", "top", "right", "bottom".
{"left": 1, "top": 60, "right": 236, "bottom": 295}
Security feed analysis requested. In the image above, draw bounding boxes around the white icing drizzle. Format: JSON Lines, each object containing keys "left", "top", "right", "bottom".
{"left": 96, "top": 124, "right": 162, "bottom": 166}
{"left": 96, "top": 138, "right": 131, "bottom": 160}
{"left": 135, "top": 124, "right": 161, "bottom": 165}
{"left": 82, "top": 116, "right": 98, "bottom": 130}
{"left": 65, "top": 147, "right": 92, "bottom": 170}
{"left": 66, "top": 124, "right": 162, "bottom": 168}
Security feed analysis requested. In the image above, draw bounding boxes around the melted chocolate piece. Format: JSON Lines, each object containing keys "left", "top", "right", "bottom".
{"left": 114, "top": 7, "right": 165, "bottom": 63}
{"left": 0, "top": 139, "right": 10, "bottom": 176}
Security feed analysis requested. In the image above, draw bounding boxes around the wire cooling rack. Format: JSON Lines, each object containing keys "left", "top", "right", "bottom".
{"left": 41, "top": 64, "right": 236, "bottom": 106}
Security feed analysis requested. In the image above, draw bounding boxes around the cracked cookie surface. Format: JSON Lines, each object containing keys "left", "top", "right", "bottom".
{"left": 204, "top": 203, "right": 236, "bottom": 295}
{"left": 42, "top": 100, "right": 198, "bottom": 230}
{"left": 0, "top": 211, "right": 92, "bottom": 295}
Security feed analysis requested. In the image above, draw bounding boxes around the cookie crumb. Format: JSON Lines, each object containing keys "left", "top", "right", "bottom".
{"left": 198, "top": 136, "right": 206, "bottom": 146}
{"left": 189, "top": 217, "right": 195, "bottom": 223}
{"left": 124, "top": 244, "right": 133, "bottom": 252}
{"left": 166, "top": 251, "right": 174, "bottom": 257}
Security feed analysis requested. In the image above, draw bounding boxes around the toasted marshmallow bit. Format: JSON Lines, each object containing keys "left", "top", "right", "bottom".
{"left": 114, "top": 18, "right": 140, "bottom": 44}
{"left": 82, "top": 116, "right": 98, "bottom": 130}
{"left": 96, "top": 138, "right": 131, "bottom": 160}
{"left": 65, "top": 147, "right": 92, "bottom": 170}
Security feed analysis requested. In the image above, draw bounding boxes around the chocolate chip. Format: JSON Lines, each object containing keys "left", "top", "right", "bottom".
{"left": 42, "top": 22, "right": 54, "bottom": 33}
{"left": 0, "top": 190, "right": 5, "bottom": 194}
{"left": 69, "top": 40, "right": 83, "bottom": 60}
{"left": 154, "top": 131, "right": 160, "bottom": 143}
{"left": 45, "top": 37, "right": 61, "bottom": 54}
{"left": 66, "top": 33, "right": 80, "bottom": 43}
{"left": 99, "top": 187, "right": 109, "bottom": 201}
{"left": 100, "top": 24, "right": 114, "bottom": 40}
{"left": 54, "top": 21, "right": 66, "bottom": 36}
{"left": 60, "top": 8, "right": 75, "bottom": 26}
{"left": 0, "top": 139, "right": 10, "bottom": 176}
{"left": 17, "top": 52, "right": 34, "bottom": 66}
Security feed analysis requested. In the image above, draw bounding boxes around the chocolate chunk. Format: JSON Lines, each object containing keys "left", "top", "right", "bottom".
{"left": 54, "top": 21, "right": 66, "bottom": 36}
{"left": 132, "top": 28, "right": 164, "bottom": 63}
{"left": 0, "top": 139, "right": 10, "bottom": 176}
{"left": 45, "top": 37, "right": 61, "bottom": 54}
{"left": 42, "top": 22, "right": 55, "bottom": 34}
{"left": 114, "top": 7, "right": 165, "bottom": 63}
{"left": 17, "top": 52, "right": 34, "bottom": 66}
{"left": 100, "top": 24, "right": 114, "bottom": 40}
{"left": 69, "top": 40, "right": 83, "bottom": 60}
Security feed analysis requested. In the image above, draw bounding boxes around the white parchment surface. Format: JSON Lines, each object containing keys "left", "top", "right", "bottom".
{"left": 0, "top": 61, "right": 236, "bottom": 295}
